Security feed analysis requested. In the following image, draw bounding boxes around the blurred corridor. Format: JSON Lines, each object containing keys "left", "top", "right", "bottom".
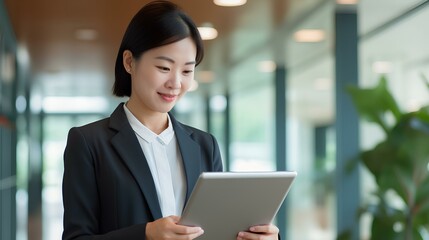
{"left": 2, "top": 0, "right": 429, "bottom": 239}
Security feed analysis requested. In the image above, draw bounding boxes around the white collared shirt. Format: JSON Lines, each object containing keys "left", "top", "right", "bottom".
{"left": 124, "top": 104, "right": 186, "bottom": 217}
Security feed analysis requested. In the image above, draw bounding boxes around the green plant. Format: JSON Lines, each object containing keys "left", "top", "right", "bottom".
{"left": 347, "top": 75, "right": 429, "bottom": 240}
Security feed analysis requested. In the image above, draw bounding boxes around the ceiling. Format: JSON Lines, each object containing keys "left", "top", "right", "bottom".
{"left": 3, "top": 0, "right": 296, "bottom": 99}
{"left": 4, "top": 0, "right": 429, "bottom": 124}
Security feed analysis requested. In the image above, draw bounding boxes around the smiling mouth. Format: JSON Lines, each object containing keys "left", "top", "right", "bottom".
{"left": 159, "top": 93, "right": 177, "bottom": 102}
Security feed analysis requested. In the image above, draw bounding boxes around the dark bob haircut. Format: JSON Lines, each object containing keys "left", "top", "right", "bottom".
{"left": 113, "top": 0, "right": 204, "bottom": 97}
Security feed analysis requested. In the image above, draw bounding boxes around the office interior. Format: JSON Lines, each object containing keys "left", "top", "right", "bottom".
{"left": 1, "top": 0, "right": 429, "bottom": 239}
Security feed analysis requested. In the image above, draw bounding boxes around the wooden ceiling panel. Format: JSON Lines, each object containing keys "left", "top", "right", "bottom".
{"left": 4, "top": 0, "right": 288, "bottom": 96}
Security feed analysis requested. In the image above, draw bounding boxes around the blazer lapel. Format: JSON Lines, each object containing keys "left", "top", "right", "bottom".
{"left": 109, "top": 103, "right": 163, "bottom": 220}
{"left": 170, "top": 115, "right": 202, "bottom": 202}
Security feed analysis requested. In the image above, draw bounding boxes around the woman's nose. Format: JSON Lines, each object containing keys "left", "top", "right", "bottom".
{"left": 166, "top": 72, "right": 181, "bottom": 89}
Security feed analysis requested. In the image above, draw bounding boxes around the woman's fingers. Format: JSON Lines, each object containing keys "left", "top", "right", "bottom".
{"left": 236, "top": 224, "right": 279, "bottom": 240}
{"left": 249, "top": 224, "right": 279, "bottom": 234}
{"left": 146, "top": 216, "right": 204, "bottom": 240}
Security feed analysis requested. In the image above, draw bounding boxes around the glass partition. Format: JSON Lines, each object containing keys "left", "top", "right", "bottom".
{"left": 359, "top": 2, "right": 429, "bottom": 238}
{"left": 285, "top": 1, "right": 336, "bottom": 239}
{"left": 42, "top": 114, "right": 103, "bottom": 240}
{"left": 229, "top": 51, "right": 276, "bottom": 172}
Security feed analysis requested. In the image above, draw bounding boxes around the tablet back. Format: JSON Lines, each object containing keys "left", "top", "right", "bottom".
{"left": 179, "top": 171, "right": 297, "bottom": 240}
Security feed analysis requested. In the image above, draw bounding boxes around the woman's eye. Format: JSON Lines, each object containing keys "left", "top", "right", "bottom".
{"left": 157, "top": 66, "right": 170, "bottom": 72}
{"left": 183, "top": 70, "right": 193, "bottom": 75}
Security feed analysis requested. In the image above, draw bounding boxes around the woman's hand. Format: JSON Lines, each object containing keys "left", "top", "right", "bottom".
{"left": 146, "top": 215, "right": 204, "bottom": 240}
{"left": 237, "top": 224, "right": 279, "bottom": 240}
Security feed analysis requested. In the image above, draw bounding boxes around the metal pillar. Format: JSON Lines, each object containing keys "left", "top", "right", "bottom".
{"left": 275, "top": 66, "right": 287, "bottom": 239}
{"left": 335, "top": 5, "right": 360, "bottom": 240}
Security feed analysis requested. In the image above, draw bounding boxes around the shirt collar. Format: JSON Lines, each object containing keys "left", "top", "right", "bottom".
{"left": 123, "top": 103, "right": 175, "bottom": 145}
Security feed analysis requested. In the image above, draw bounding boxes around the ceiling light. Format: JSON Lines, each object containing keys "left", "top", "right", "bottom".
{"left": 258, "top": 61, "right": 276, "bottom": 73}
{"left": 336, "top": 0, "right": 358, "bottom": 4}
{"left": 75, "top": 29, "right": 98, "bottom": 41}
{"left": 293, "top": 29, "right": 325, "bottom": 43}
{"left": 198, "top": 23, "right": 218, "bottom": 40}
{"left": 372, "top": 61, "right": 392, "bottom": 73}
{"left": 214, "top": 0, "right": 247, "bottom": 7}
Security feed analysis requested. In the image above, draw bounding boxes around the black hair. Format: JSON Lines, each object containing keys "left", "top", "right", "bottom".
{"left": 113, "top": 0, "right": 204, "bottom": 97}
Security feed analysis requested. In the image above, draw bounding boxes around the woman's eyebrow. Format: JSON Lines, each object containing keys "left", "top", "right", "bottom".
{"left": 155, "top": 56, "right": 196, "bottom": 65}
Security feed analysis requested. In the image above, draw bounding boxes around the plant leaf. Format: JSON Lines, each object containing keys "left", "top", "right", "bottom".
{"left": 346, "top": 75, "right": 402, "bottom": 133}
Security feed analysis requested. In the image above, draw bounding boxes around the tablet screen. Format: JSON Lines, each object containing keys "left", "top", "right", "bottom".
{"left": 178, "top": 171, "right": 297, "bottom": 240}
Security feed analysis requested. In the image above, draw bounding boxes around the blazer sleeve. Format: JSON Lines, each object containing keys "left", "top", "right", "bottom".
{"left": 62, "top": 127, "right": 147, "bottom": 240}
{"left": 211, "top": 133, "right": 223, "bottom": 172}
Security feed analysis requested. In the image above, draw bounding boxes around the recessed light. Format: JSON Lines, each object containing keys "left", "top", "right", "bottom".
{"left": 336, "top": 0, "right": 358, "bottom": 4}
{"left": 258, "top": 61, "right": 276, "bottom": 73}
{"left": 372, "top": 61, "right": 392, "bottom": 73}
{"left": 293, "top": 29, "right": 325, "bottom": 43}
{"left": 214, "top": 0, "right": 247, "bottom": 7}
{"left": 75, "top": 29, "right": 98, "bottom": 41}
{"left": 198, "top": 23, "right": 218, "bottom": 40}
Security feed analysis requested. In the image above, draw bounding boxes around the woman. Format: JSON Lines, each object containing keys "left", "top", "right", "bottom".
{"left": 62, "top": 1, "right": 279, "bottom": 239}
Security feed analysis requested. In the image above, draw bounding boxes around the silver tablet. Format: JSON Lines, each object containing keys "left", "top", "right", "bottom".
{"left": 178, "top": 171, "right": 297, "bottom": 240}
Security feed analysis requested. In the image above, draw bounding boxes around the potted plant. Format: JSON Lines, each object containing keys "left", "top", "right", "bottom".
{"left": 346, "top": 75, "right": 429, "bottom": 239}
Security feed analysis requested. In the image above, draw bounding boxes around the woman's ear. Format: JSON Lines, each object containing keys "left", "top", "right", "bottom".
{"left": 123, "top": 50, "right": 133, "bottom": 74}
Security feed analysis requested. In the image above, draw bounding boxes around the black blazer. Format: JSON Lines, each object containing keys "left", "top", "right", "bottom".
{"left": 62, "top": 103, "right": 223, "bottom": 240}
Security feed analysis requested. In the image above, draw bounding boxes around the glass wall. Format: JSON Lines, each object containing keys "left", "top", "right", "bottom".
{"left": 0, "top": 1, "right": 18, "bottom": 239}
{"left": 229, "top": 52, "right": 276, "bottom": 172}
{"left": 191, "top": 0, "right": 338, "bottom": 238}
{"left": 285, "top": 1, "right": 336, "bottom": 239}
{"left": 41, "top": 115, "right": 103, "bottom": 240}
{"left": 359, "top": 0, "right": 429, "bottom": 238}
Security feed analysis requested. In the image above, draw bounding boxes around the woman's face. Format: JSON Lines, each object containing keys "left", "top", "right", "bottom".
{"left": 126, "top": 37, "right": 197, "bottom": 114}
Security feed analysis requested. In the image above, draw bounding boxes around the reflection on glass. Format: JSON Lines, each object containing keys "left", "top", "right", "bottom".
{"left": 230, "top": 84, "right": 275, "bottom": 172}
{"left": 42, "top": 115, "right": 103, "bottom": 240}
